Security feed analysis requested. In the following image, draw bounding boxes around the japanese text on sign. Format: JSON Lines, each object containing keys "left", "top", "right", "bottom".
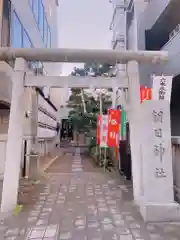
{"left": 158, "top": 77, "right": 166, "bottom": 100}
{"left": 107, "top": 109, "right": 121, "bottom": 147}
{"left": 152, "top": 109, "right": 166, "bottom": 178}
{"left": 152, "top": 75, "right": 173, "bottom": 101}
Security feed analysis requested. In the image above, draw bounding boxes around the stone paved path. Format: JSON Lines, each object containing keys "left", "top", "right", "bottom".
{"left": 1, "top": 147, "right": 180, "bottom": 239}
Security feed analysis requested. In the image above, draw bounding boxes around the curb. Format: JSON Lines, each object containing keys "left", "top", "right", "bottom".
{"left": 42, "top": 155, "right": 59, "bottom": 172}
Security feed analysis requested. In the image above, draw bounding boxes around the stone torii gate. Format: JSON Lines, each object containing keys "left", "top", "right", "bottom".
{"left": 0, "top": 47, "right": 179, "bottom": 222}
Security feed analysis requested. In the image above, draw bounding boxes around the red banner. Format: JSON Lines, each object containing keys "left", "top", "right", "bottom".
{"left": 97, "top": 115, "right": 102, "bottom": 145}
{"left": 107, "top": 109, "right": 121, "bottom": 147}
{"left": 140, "top": 87, "right": 152, "bottom": 103}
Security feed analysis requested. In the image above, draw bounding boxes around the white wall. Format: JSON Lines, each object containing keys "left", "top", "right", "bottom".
{"left": 155, "top": 32, "right": 180, "bottom": 77}
{"left": 0, "top": 91, "right": 58, "bottom": 139}
{"left": 139, "top": 0, "right": 170, "bottom": 30}
{"left": 38, "top": 94, "right": 57, "bottom": 118}
{"left": 38, "top": 128, "right": 57, "bottom": 139}
{"left": 38, "top": 111, "right": 57, "bottom": 128}
{"left": 38, "top": 93, "right": 58, "bottom": 139}
{"left": 136, "top": 0, "right": 180, "bottom": 86}
{"left": 0, "top": 136, "right": 7, "bottom": 180}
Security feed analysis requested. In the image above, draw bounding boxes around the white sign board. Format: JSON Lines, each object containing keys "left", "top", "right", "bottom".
{"left": 100, "top": 115, "right": 108, "bottom": 148}
{"left": 152, "top": 75, "right": 173, "bottom": 101}
{"left": 141, "top": 100, "right": 174, "bottom": 203}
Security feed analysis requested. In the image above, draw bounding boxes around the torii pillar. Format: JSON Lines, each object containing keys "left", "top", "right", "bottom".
{"left": 1, "top": 58, "right": 26, "bottom": 213}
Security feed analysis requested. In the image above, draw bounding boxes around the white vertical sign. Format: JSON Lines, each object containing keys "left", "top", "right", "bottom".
{"left": 141, "top": 101, "right": 174, "bottom": 203}
{"left": 152, "top": 75, "right": 173, "bottom": 101}
{"left": 100, "top": 115, "right": 108, "bottom": 148}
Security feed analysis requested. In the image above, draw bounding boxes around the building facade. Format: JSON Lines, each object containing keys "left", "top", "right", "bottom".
{"left": 110, "top": 0, "right": 180, "bottom": 126}
{"left": 110, "top": 0, "right": 180, "bottom": 200}
{"left": 110, "top": 0, "right": 180, "bottom": 85}
{"left": 0, "top": 0, "right": 60, "bottom": 179}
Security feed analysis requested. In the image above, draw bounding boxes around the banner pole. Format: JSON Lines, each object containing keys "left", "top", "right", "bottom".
{"left": 99, "top": 92, "right": 102, "bottom": 162}
{"left": 104, "top": 147, "right": 107, "bottom": 172}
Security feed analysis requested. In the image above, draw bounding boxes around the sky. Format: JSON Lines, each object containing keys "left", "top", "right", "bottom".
{"left": 57, "top": 0, "right": 113, "bottom": 76}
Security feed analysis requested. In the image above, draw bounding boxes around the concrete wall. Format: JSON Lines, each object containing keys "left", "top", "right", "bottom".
{"left": 136, "top": 0, "right": 180, "bottom": 85}
{"left": 155, "top": 32, "right": 180, "bottom": 77}
{"left": 0, "top": 135, "right": 7, "bottom": 179}
{"left": 139, "top": 0, "right": 170, "bottom": 30}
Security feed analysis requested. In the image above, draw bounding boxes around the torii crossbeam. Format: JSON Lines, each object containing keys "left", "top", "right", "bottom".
{"left": 0, "top": 47, "right": 168, "bottom": 63}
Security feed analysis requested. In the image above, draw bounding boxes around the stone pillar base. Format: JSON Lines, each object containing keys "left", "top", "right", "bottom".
{"left": 140, "top": 202, "right": 180, "bottom": 222}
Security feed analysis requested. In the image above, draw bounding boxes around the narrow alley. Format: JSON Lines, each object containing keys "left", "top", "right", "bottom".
{"left": 1, "top": 147, "right": 180, "bottom": 240}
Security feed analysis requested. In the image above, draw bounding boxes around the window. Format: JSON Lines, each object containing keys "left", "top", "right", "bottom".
{"left": 10, "top": 11, "right": 45, "bottom": 75}
{"left": 38, "top": 0, "right": 44, "bottom": 38}
{"left": 47, "top": 27, "right": 51, "bottom": 48}
{"left": 11, "top": 11, "right": 33, "bottom": 49}
{"left": 28, "top": 0, "right": 33, "bottom": 8}
{"left": 43, "top": 17, "right": 48, "bottom": 45}
{"left": 11, "top": 12, "right": 23, "bottom": 48}
{"left": 1, "top": 0, "right": 11, "bottom": 46}
{"left": 29, "top": 0, "right": 51, "bottom": 47}
{"left": 32, "top": 0, "right": 39, "bottom": 23}
{"left": 22, "top": 30, "right": 32, "bottom": 48}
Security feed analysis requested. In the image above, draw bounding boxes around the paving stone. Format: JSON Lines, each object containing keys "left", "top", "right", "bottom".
{"left": 103, "top": 224, "right": 115, "bottom": 231}
{"left": 5, "top": 237, "right": 17, "bottom": 240}
{"left": 129, "top": 222, "right": 141, "bottom": 229}
{"left": 59, "top": 233, "right": 71, "bottom": 239}
{"left": 5, "top": 228, "right": 19, "bottom": 236}
{"left": 36, "top": 219, "right": 49, "bottom": 225}
{"left": 149, "top": 233, "right": 163, "bottom": 239}
{"left": 114, "top": 219, "right": 125, "bottom": 227}
{"left": 2, "top": 147, "right": 180, "bottom": 239}
{"left": 44, "top": 225, "right": 58, "bottom": 237}
{"left": 118, "top": 235, "right": 133, "bottom": 240}
{"left": 116, "top": 227, "right": 131, "bottom": 235}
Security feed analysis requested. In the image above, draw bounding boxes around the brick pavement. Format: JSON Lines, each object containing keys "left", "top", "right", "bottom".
{"left": 1, "top": 147, "right": 180, "bottom": 239}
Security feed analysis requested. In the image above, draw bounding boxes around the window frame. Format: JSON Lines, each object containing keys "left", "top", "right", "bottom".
{"left": 11, "top": 11, "right": 23, "bottom": 48}
{"left": 43, "top": 15, "right": 48, "bottom": 46}
{"left": 47, "top": 26, "right": 51, "bottom": 48}
{"left": 32, "top": 0, "right": 39, "bottom": 24}
{"left": 38, "top": 0, "right": 44, "bottom": 39}
{"left": 1, "top": 0, "right": 11, "bottom": 47}
{"left": 22, "top": 29, "right": 32, "bottom": 48}
{"left": 28, "top": 0, "right": 51, "bottom": 47}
